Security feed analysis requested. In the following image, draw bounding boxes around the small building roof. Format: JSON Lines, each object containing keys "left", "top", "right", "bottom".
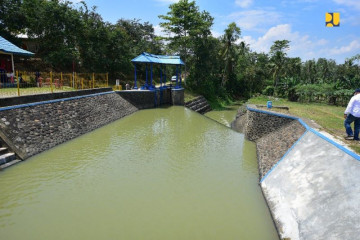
{"left": 0, "top": 36, "right": 34, "bottom": 56}
{"left": 131, "top": 52, "right": 185, "bottom": 65}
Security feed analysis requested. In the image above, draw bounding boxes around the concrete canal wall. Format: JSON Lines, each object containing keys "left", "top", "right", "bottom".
{"left": 0, "top": 88, "right": 184, "bottom": 161}
{"left": 232, "top": 105, "right": 360, "bottom": 240}
{"left": 116, "top": 87, "right": 184, "bottom": 109}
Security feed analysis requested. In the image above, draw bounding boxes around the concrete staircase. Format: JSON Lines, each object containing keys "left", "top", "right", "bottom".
{"left": 0, "top": 139, "right": 21, "bottom": 170}
{"left": 185, "top": 96, "right": 211, "bottom": 114}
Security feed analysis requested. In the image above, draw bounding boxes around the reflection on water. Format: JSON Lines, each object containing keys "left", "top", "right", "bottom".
{"left": 0, "top": 106, "right": 278, "bottom": 240}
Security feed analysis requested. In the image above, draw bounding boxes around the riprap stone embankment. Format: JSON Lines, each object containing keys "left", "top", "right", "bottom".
{"left": 0, "top": 92, "right": 137, "bottom": 160}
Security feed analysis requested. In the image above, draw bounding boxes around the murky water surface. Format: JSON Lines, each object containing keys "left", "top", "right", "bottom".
{"left": 0, "top": 106, "right": 277, "bottom": 239}
{"left": 204, "top": 104, "right": 240, "bottom": 127}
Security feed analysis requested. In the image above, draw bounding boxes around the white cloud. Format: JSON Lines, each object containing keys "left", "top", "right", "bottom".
{"left": 229, "top": 10, "right": 281, "bottom": 32}
{"left": 297, "top": 0, "right": 319, "bottom": 2}
{"left": 154, "top": 25, "right": 168, "bottom": 38}
{"left": 239, "top": 24, "right": 321, "bottom": 60}
{"left": 342, "top": 15, "right": 360, "bottom": 26}
{"left": 333, "top": 0, "right": 360, "bottom": 10}
{"left": 240, "top": 24, "right": 301, "bottom": 53}
{"left": 328, "top": 40, "right": 360, "bottom": 55}
{"left": 239, "top": 24, "right": 360, "bottom": 62}
{"left": 154, "top": 25, "right": 165, "bottom": 37}
{"left": 235, "top": 0, "right": 253, "bottom": 8}
{"left": 316, "top": 39, "right": 328, "bottom": 46}
{"left": 154, "top": 25, "right": 175, "bottom": 38}
{"left": 211, "top": 30, "right": 222, "bottom": 38}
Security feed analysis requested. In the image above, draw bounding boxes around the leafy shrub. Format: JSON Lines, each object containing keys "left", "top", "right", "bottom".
{"left": 287, "top": 87, "right": 299, "bottom": 101}
{"left": 262, "top": 86, "right": 274, "bottom": 96}
{"left": 294, "top": 83, "right": 353, "bottom": 106}
{"left": 333, "top": 89, "right": 353, "bottom": 106}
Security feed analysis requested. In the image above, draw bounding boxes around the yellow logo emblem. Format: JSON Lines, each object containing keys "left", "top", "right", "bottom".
{"left": 326, "top": 12, "right": 340, "bottom": 27}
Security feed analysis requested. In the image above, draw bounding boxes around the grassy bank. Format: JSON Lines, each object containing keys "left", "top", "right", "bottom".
{"left": 184, "top": 89, "right": 200, "bottom": 102}
{"left": 247, "top": 95, "right": 360, "bottom": 154}
{"left": 184, "top": 88, "right": 239, "bottom": 110}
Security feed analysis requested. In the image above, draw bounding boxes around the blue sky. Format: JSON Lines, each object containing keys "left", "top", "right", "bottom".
{"left": 75, "top": 0, "right": 360, "bottom": 63}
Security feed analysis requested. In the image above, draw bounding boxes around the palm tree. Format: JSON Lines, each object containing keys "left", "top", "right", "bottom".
{"left": 269, "top": 40, "right": 290, "bottom": 87}
{"left": 219, "top": 22, "right": 241, "bottom": 87}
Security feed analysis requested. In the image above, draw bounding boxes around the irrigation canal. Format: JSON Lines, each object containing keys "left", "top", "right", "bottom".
{"left": 0, "top": 106, "right": 278, "bottom": 239}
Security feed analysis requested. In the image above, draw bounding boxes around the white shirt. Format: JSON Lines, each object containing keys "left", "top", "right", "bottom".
{"left": 345, "top": 93, "right": 360, "bottom": 117}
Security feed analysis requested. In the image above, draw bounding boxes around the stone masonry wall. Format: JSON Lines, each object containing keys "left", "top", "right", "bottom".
{"left": 256, "top": 120, "right": 305, "bottom": 178}
{"left": 0, "top": 92, "right": 138, "bottom": 159}
{"left": 244, "top": 105, "right": 295, "bottom": 141}
{"left": 231, "top": 105, "right": 306, "bottom": 179}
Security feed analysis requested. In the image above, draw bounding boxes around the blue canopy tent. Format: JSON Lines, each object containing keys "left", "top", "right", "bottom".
{"left": 0, "top": 36, "right": 34, "bottom": 83}
{"left": 131, "top": 52, "right": 185, "bottom": 90}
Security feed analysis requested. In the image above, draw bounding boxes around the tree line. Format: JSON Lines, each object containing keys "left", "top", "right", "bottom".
{"left": 1, "top": 0, "right": 161, "bottom": 79}
{"left": 1, "top": 0, "right": 359, "bottom": 105}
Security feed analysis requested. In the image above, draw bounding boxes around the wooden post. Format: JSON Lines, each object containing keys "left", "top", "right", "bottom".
{"left": 106, "top": 73, "right": 108, "bottom": 87}
{"left": 16, "top": 71, "right": 20, "bottom": 96}
{"left": 133, "top": 64, "right": 138, "bottom": 89}
{"left": 81, "top": 75, "right": 84, "bottom": 89}
{"left": 75, "top": 72, "right": 77, "bottom": 89}
{"left": 11, "top": 53, "right": 15, "bottom": 76}
{"left": 92, "top": 73, "right": 95, "bottom": 89}
{"left": 50, "top": 71, "right": 53, "bottom": 93}
{"left": 60, "top": 72, "right": 63, "bottom": 89}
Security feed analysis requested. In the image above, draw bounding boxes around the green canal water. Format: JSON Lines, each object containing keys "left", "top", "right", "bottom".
{"left": 0, "top": 106, "right": 278, "bottom": 240}
{"left": 204, "top": 104, "right": 240, "bottom": 127}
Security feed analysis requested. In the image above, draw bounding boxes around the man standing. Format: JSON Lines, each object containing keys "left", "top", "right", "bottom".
{"left": 344, "top": 88, "right": 360, "bottom": 140}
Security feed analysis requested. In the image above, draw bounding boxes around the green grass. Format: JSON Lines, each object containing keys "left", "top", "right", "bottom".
{"left": 348, "top": 144, "right": 360, "bottom": 153}
{"left": 184, "top": 89, "right": 200, "bottom": 102}
{"left": 248, "top": 95, "right": 360, "bottom": 154}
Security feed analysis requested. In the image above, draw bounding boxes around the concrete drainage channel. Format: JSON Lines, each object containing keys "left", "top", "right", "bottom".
{"left": 232, "top": 104, "right": 360, "bottom": 240}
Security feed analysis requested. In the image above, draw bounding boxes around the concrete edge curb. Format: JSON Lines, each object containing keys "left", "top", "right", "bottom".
{"left": 171, "top": 87, "right": 185, "bottom": 91}
{"left": 246, "top": 105, "right": 360, "bottom": 182}
{"left": 0, "top": 91, "right": 115, "bottom": 112}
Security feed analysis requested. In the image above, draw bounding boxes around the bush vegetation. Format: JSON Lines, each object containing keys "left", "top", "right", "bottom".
{"left": 1, "top": 0, "right": 359, "bottom": 107}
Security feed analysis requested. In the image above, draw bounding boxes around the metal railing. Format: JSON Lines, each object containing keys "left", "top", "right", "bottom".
{"left": 0, "top": 71, "right": 108, "bottom": 98}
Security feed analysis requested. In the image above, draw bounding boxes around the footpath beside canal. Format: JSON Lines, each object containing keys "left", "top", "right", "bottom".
{"left": 232, "top": 104, "right": 360, "bottom": 240}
